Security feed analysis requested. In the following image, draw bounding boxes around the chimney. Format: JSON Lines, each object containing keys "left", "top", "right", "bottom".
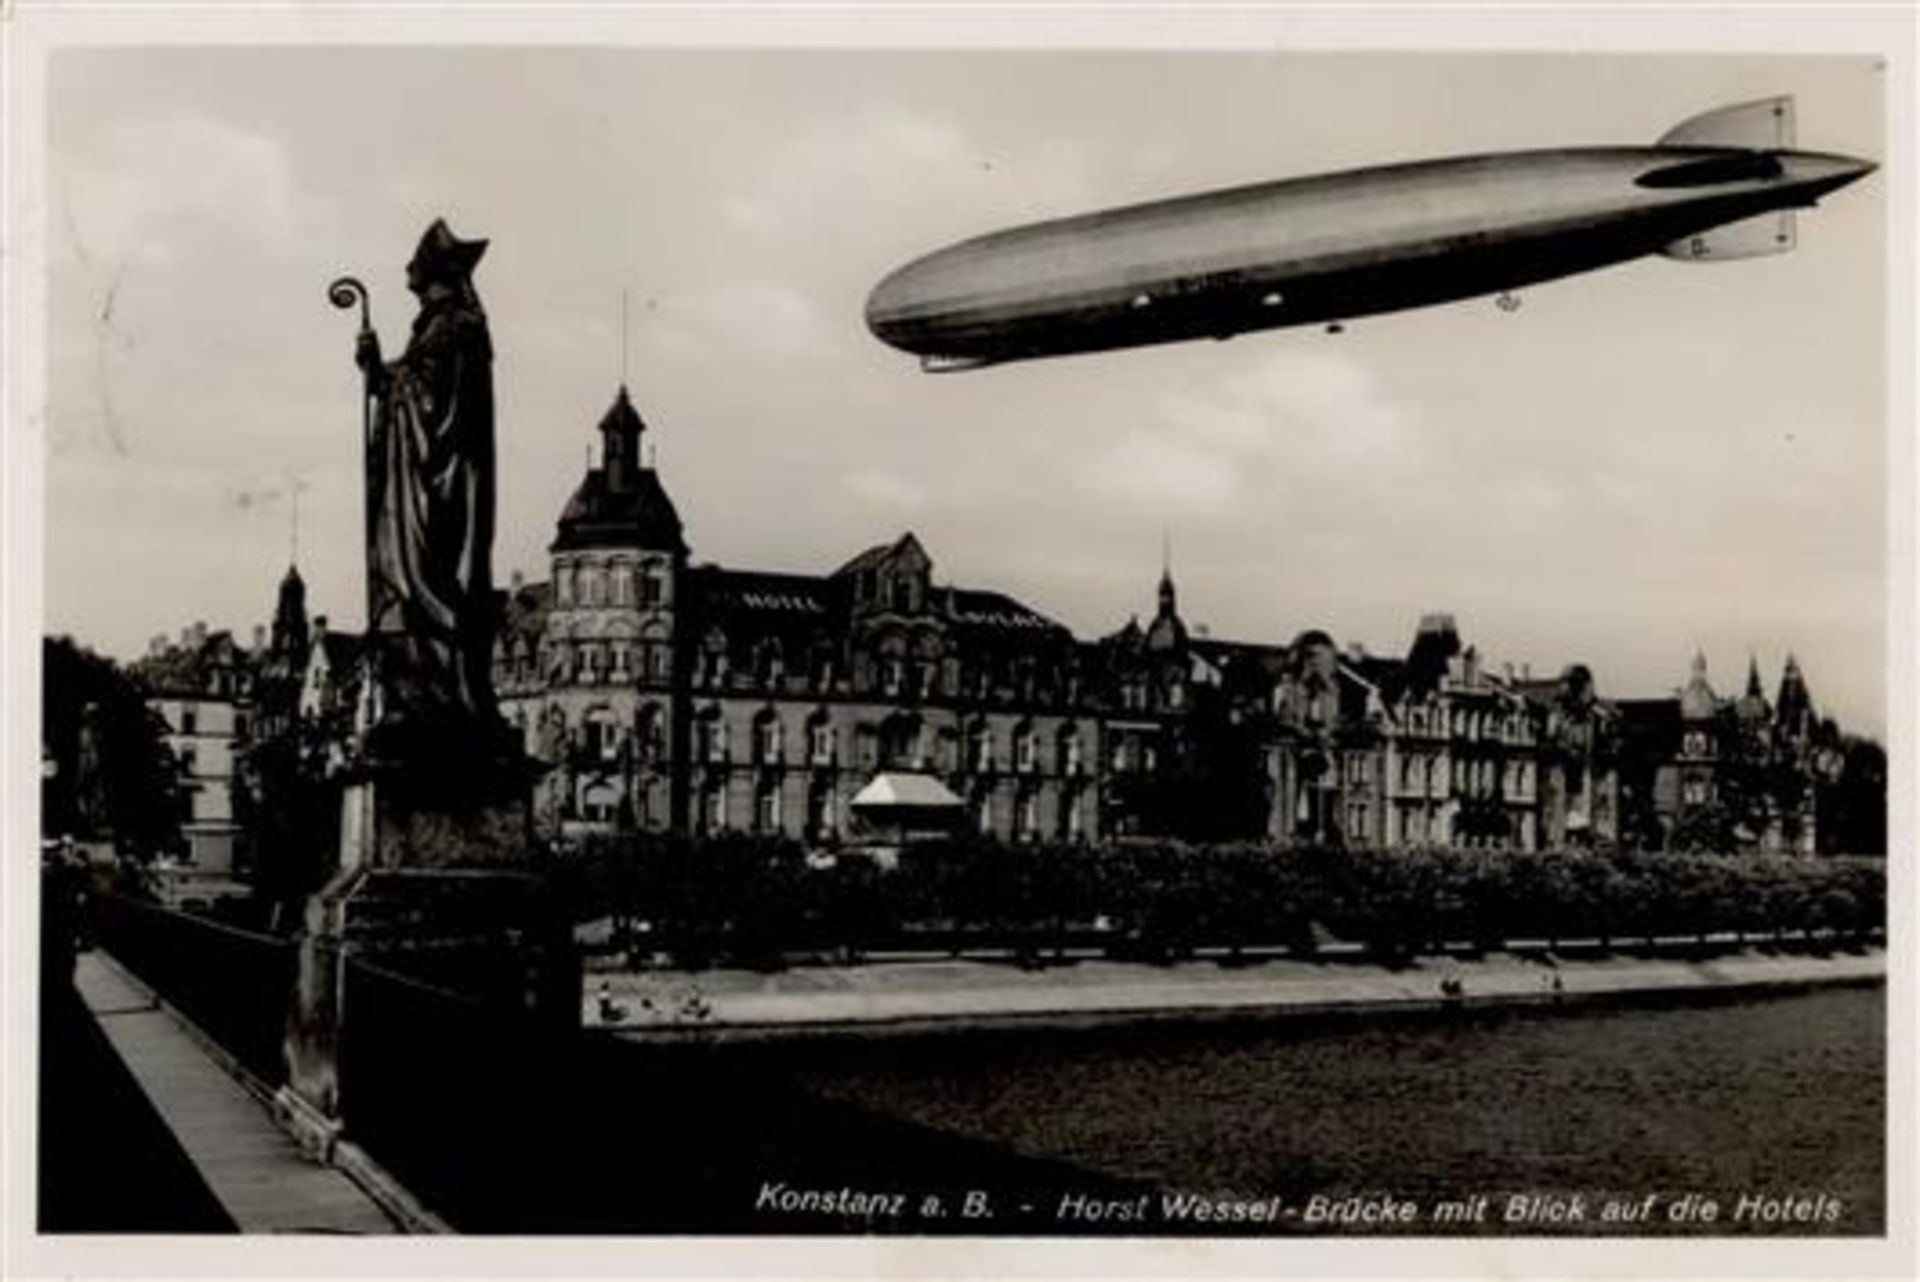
{"left": 252, "top": 624, "right": 267, "bottom": 651}
{"left": 1522, "top": 662, "right": 1531, "bottom": 680}
{"left": 313, "top": 614, "right": 329, "bottom": 638}
{"left": 1503, "top": 662, "right": 1515, "bottom": 682}
{"left": 190, "top": 621, "right": 208, "bottom": 647}
{"left": 149, "top": 634, "right": 168, "bottom": 656}
{"left": 511, "top": 570, "right": 524, "bottom": 591}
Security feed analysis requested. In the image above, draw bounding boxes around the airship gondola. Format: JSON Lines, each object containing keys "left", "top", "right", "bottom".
{"left": 864, "top": 98, "right": 1875, "bottom": 371}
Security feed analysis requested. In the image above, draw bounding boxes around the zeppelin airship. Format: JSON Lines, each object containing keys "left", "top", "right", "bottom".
{"left": 864, "top": 97, "right": 1875, "bottom": 371}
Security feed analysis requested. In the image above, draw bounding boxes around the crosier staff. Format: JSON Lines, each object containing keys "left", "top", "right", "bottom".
{"left": 327, "top": 275, "right": 381, "bottom": 722}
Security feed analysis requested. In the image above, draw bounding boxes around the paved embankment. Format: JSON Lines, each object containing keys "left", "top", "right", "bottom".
{"left": 593, "top": 947, "right": 1884, "bottom": 1040}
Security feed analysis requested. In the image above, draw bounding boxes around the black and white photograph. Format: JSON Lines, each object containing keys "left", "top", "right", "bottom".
{"left": 4, "top": 7, "right": 1914, "bottom": 1279}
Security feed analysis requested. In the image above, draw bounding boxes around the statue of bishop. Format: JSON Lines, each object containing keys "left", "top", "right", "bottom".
{"left": 354, "top": 219, "right": 500, "bottom": 740}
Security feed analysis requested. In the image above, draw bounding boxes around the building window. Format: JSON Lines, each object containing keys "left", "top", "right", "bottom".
{"left": 1063, "top": 786, "right": 1083, "bottom": 839}
{"left": 1061, "top": 731, "right": 1082, "bottom": 776}
{"left": 807, "top": 781, "right": 834, "bottom": 837}
{"left": 809, "top": 722, "right": 834, "bottom": 765}
{"left": 1018, "top": 789, "right": 1041, "bottom": 840}
{"left": 586, "top": 709, "right": 620, "bottom": 762}
{"left": 1111, "top": 739, "right": 1130, "bottom": 773}
{"left": 695, "top": 713, "right": 727, "bottom": 764}
{"left": 969, "top": 723, "right": 993, "bottom": 772}
{"left": 179, "top": 748, "right": 197, "bottom": 775}
{"left": 973, "top": 790, "right": 994, "bottom": 836}
{"left": 611, "top": 646, "right": 630, "bottom": 680}
{"left": 1016, "top": 726, "right": 1038, "bottom": 773}
{"left": 636, "top": 705, "right": 664, "bottom": 760}
{"left": 640, "top": 566, "right": 663, "bottom": 606}
{"left": 181, "top": 708, "right": 198, "bottom": 736}
{"left": 756, "top": 780, "right": 782, "bottom": 833}
{"left": 582, "top": 784, "right": 618, "bottom": 824}
{"left": 883, "top": 658, "right": 905, "bottom": 697}
{"left": 703, "top": 784, "right": 727, "bottom": 833}
{"left": 756, "top": 715, "right": 782, "bottom": 764}
{"left": 879, "top": 716, "right": 920, "bottom": 769}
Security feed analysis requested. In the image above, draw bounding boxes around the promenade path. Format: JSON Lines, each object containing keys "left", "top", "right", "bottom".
{"left": 591, "top": 946, "right": 1884, "bottom": 1037}
{"left": 72, "top": 951, "right": 399, "bottom": 1234}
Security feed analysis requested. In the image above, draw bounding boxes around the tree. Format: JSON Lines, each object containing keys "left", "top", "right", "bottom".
{"left": 240, "top": 725, "right": 340, "bottom": 928}
{"left": 1108, "top": 689, "right": 1272, "bottom": 843}
{"left": 41, "top": 636, "right": 183, "bottom": 859}
{"left": 1819, "top": 738, "right": 1886, "bottom": 855}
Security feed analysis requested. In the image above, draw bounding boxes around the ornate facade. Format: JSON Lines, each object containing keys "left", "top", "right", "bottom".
{"left": 483, "top": 386, "right": 1844, "bottom": 855}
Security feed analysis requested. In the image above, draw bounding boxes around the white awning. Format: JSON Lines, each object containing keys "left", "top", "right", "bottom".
{"left": 849, "top": 771, "right": 964, "bottom": 811}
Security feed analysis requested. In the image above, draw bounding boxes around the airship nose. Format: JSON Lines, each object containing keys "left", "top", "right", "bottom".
{"left": 864, "top": 260, "right": 924, "bottom": 347}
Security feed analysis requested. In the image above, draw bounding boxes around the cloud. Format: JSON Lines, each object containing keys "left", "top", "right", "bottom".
{"left": 1077, "top": 348, "right": 1421, "bottom": 516}
{"left": 728, "top": 111, "right": 971, "bottom": 225}
{"left": 634, "top": 280, "right": 833, "bottom": 368}
{"left": 1078, "top": 429, "right": 1243, "bottom": 514}
{"left": 58, "top": 109, "right": 301, "bottom": 269}
{"left": 844, "top": 467, "right": 930, "bottom": 512}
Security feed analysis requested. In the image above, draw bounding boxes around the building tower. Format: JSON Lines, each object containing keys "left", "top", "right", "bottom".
{"left": 542, "top": 385, "right": 690, "bottom": 832}
{"left": 1775, "top": 652, "right": 1814, "bottom": 744}
{"left": 270, "top": 564, "right": 310, "bottom": 665}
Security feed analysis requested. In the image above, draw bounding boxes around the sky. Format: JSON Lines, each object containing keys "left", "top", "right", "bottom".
{"left": 41, "top": 46, "right": 1889, "bottom": 736}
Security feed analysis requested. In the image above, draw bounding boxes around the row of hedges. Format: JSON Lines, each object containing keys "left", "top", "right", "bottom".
{"left": 553, "top": 834, "right": 1886, "bottom": 970}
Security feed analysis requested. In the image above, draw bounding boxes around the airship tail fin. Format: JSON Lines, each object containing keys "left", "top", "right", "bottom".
{"left": 1657, "top": 96, "right": 1796, "bottom": 150}
{"left": 1662, "top": 209, "right": 1797, "bottom": 262}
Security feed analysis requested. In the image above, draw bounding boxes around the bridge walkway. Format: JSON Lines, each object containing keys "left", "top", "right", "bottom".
{"left": 71, "top": 950, "right": 399, "bottom": 1234}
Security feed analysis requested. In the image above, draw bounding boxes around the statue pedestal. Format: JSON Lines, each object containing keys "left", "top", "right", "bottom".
{"left": 277, "top": 736, "right": 573, "bottom": 1161}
